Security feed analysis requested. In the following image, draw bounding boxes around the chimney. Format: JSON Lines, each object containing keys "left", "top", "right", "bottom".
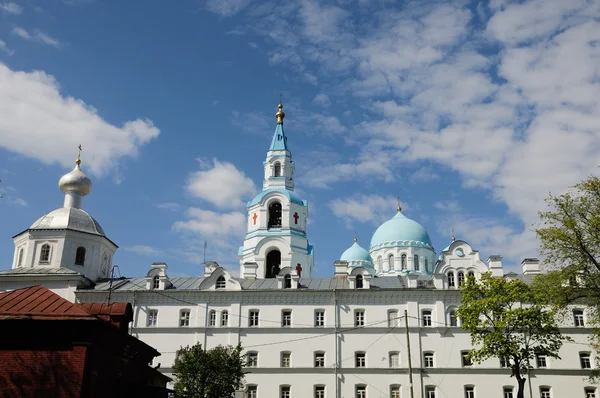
{"left": 521, "top": 258, "right": 540, "bottom": 276}
{"left": 487, "top": 255, "right": 503, "bottom": 277}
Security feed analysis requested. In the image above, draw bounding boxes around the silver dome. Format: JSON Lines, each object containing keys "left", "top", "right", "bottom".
{"left": 58, "top": 164, "right": 92, "bottom": 196}
{"left": 30, "top": 207, "right": 105, "bottom": 236}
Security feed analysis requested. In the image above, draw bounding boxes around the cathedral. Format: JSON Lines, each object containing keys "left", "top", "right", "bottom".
{"left": 0, "top": 102, "right": 597, "bottom": 398}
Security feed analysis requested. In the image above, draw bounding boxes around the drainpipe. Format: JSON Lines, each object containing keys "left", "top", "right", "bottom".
{"left": 334, "top": 289, "right": 339, "bottom": 398}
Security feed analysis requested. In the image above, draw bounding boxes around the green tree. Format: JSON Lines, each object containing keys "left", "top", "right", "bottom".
{"left": 172, "top": 343, "right": 246, "bottom": 398}
{"left": 456, "top": 273, "right": 570, "bottom": 398}
{"left": 535, "top": 175, "right": 600, "bottom": 378}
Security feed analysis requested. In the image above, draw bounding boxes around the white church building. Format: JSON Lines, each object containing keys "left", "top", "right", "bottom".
{"left": 0, "top": 103, "right": 597, "bottom": 398}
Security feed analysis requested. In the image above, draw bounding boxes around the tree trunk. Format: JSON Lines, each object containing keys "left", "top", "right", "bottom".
{"left": 516, "top": 375, "right": 527, "bottom": 398}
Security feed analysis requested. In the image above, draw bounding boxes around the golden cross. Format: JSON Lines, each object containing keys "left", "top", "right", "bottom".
{"left": 76, "top": 144, "right": 82, "bottom": 165}
{"left": 397, "top": 195, "right": 402, "bottom": 212}
{"left": 451, "top": 228, "right": 455, "bottom": 241}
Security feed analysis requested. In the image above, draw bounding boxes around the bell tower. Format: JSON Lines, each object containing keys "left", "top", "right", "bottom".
{"left": 239, "top": 100, "right": 314, "bottom": 279}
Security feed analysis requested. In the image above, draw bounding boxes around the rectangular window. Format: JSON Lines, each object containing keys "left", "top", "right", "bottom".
{"left": 315, "top": 352, "right": 325, "bottom": 368}
{"left": 574, "top": 310, "right": 585, "bottom": 327}
{"left": 355, "top": 352, "right": 366, "bottom": 368}
{"left": 315, "top": 386, "right": 325, "bottom": 398}
{"left": 585, "top": 388, "right": 597, "bottom": 398}
{"left": 540, "top": 387, "right": 551, "bottom": 398}
{"left": 315, "top": 310, "right": 325, "bottom": 327}
{"left": 247, "top": 386, "right": 257, "bottom": 398}
{"left": 356, "top": 385, "right": 366, "bottom": 398}
{"left": 503, "top": 387, "right": 514, "bottom": 398}
{"left": 425, "top": 386, "right": 436, "bottom": 398}
{"left": 389, "top": 352, "right": 400, "bottom": 368}
{"left": 500, "top": 357, "right": 509, "bottom": 368}
{"left": 281, "top": 386, "right": 290, "bottom": 398}
{"left": 462, "top": 351, "right": 472, "bottom": 367}
{"left": 355, "top": 310, "right": 365, "bottom": 326}
{"left": 282, "top": 310, "right": 292, "bottom": 327}
{"left": 465, "top": 386, "right": 475, "bottom": 398}
{"left": 179, "top": 310, "right": 190, "bottom": 327}
{"left": 422, "top": 310, "right": 432, "bottom": 327}
{"left": 147, "top": 310, "right": 158, "bottom": 327}
{"left": 247, "top": 352, "right": 258, "bottom": 367}
{"left": 281, "top": 352, "right": 291, "bottom": 368}
{"left": 221, "top": 311, "right": 229, "bottom": 327}
{"left": 391, "top": 386, "right": 400, "bottom": 398}
{"left": 424, "top": 353, "right": 434, "bottom": 368}
{"left": 388, "top": 310, "right": 399, "bottom": 327}
{"left": 209, "top": 311, "right": 216, "bottom": 327}
{"left": 249, "top": 310, "right": 259, "bottom": 327}
{"left": 449, "top": 311, "right": 457, "bottom": 327}
{"left": 580, "top": 353, "right": 592, "bottom": 369}
{"left": 536, "top": 354, "right": 547, "bottom": 368}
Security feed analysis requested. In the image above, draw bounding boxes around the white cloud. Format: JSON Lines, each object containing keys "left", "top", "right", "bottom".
{"left": 0, "top": 63, "right": 160, "bottom": 177}
{"left": 186, "top": 158, "right": 257, "bottom": 209}
{"left": 313, "top": 93, "right": 330, "bottom": 107}
{"left": 206, "top": 0, "right": 251, "bottom": 16}
{"left": 124, "top": 245, "right": 163, "bottom": 256}
{"left": 329, "top": 195, "right": 400, "bottom": 226}
{"left": 0, "top": 40, "right": 14, "bottom": 55}
{"left": 173, "top": 208, "right": 246, "bottom": 237}
{"left": 0, "top": 2, "right": 22, "bottom": 14}
{"left": 433, "top": 200, "right": 461, "bottom": 212}
{"left": 12, "top": 27, "right": 61, "bottom": 48}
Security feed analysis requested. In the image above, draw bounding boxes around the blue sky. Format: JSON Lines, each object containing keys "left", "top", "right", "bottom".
{"left": 1, "top": 0, "right": 599, "bottom": 278}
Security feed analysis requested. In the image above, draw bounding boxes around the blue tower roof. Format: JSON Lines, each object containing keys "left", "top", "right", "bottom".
{"left": 269, "top": 124, "right": 288, "bottom": 151}
{"left": 370, "top": 211, "right": 432, "bottom": 248}
{"left": 340, "top": 241, "right": 373, "bottom": 265}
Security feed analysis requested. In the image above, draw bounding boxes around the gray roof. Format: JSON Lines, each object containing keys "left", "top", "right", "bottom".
{"left": 27, "top": 207, "right": 105, "bottom": 236}
{"left": 84, "top": 276, "right": 408, "bottom": 292}
{"left": 0, "top": 267, "right": 83, "bottom": 276}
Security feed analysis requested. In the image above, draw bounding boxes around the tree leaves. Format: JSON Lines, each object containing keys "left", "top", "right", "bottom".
{"left": 172, "top": 343, "right": 246, "bottom": 398}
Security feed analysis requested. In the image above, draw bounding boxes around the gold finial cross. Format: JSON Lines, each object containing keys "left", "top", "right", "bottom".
{"left": 451, "top": 228, "right": 455, "bottom": 241}
{"left": 76, "top": 144, "right": 82, "bottom": 165}
{"left": 353, "top": 232, "right": 357, "bottom": 243}
{"left": 396, "top": 195, "right": 402, "bottom": 212}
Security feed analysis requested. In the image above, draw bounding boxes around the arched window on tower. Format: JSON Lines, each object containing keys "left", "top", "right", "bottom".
{"left": 356, "top": 274, "right": 363, "bottom": 289}
{"left": 284, "top": 274, "right": 292, "bottom": 289}
{"left": 152, "top": 275, "right": 160, "bottom": 289}
{"left": 266, "top": 250, "right": 281, "bottom": 278}
{"left": 425, "top": 258, "right": 429, "bottom": 273}
{"left": 39, "top": 244, "right": 50, "bottom": 263}
{"left": 377, "top": 256, "right": 382, "bottom": 271}
{"left": 75, "top": 246, "right": 86, "bottom": 266}
{"left": 448, "top": 271, "right": 455, "bottom": 287}
{"left": 216, "top": 276, "right": 226, "bottom": 289}
{"left": 268, "top": 202, "right": 282, "bottom": 228}
{"left": 17, "top": 248, "right": 24, "bottom": 267}
{"left": 414, "top": 255, "right": 420, "bottom": 271}
{"left": 274, "top": 162, "right": 281, "bottom": 177}
{"left": 388, "top": 254, "right": 395, "bottom": 270}
{"left": 458, "top": 272, "right": 465, "bottom": 286}
{"left": 401, "top": 254, "right": 407, "bottom": 270}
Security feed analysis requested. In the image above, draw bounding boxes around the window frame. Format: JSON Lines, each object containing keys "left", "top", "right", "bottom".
{"left": 281, "top": 351, "right": 291, "bottom": 368}
{"left": 580, "top": 352, "right": 592, "bottom": 369}
{"left": 355, "top": 309, "right": 365, "bottom": 326}
{"left": 425, "top": 386, "right": 436, "bottom": 398}
{"left": 17, "top": 248, "right": 24, "bottom": 267}
{"left": 536, "top": 353, "right": 547, "bottom": 368}
{"left": 315, "top": 385, "right": 325, "bottom": 398}
{"left": 388, "top": 254, "right": 395, "bottom": 270}
{"left": 152, "top": 275, "right": 160, "bottom": 290}
{"left": 356, "top": 385, "right": 367, "bottom": 398}
{"left": 246, "top": 352, "right": 258, "bottom": 367}
{"left": 282, "top": 310, "right": 292, "bottom": 327}
{"left": 539, "top": 387, "right": 551, "bottom": 398}
{"left": 424, "top": 352, "right": 434, "bottom": 368}
{"left": 179, "top": 309, "right": 191, "bottom": 327}
{"left": 249, "top": 310, "right": 260, "bottom": 327}
{"left": 422, "top": 310, "right": 432, "bottom": 327}
{"left": 585, "top": 387, "right": 597, "bottom": 398}
{"left": 216, "top": 275, "right": 226, "bottom": 289}
{"left": 39, "top": 243, "right": 51, "bottom": 264}
{"left": 315, "top": 309, "right": 325, "bottom": 327}
{"left": 388, "top": 310, "right": 399, "bottom": 327}
{"left": 461, "top": 351, "right": 472, "bottom": 367}
{"left": 390, "top": 385, "right": 401, "bottom": 398}
{"left": 449, "top": 309, "right": 458, "bottom": 327}
{"left": 464, "top": 385, "right": 475, "bottom": 398}
{"left": 221, "top": 310, "right": 229, "bottom": 327}
{"left": 208, "top": 310, "right": 217, "bottom": 327}
{"left": 457, "top": 271, "right": 465, "bottom": 286}
{"left": 280, "top": 385, "right": 291, "bottom": 398}
{"left": 274, "top": 162, "right": 281, "bottom": 177}
{"left": 574, "top": 309, "right": 585, "bottom": 327}
{"left": 414, "top": 254, "right": 420, "bottom": 271}
{"left": 389, "top": 351, "right": 400, "bottom": 368}
{"left": 356, "top": 274, "right": 364, "bottom": 289}
{"left": 503, "top": 387, "right": 514, "bottom": 398}
{"left": 314, "top": 351, "right": 325, "bottom": 368}
{"left": 448, "top": 271, "right": 455, "bottom": 287}
{"left": 355, "top": 352, "right": 366, "bottom": 368}
{"left": 147, "top": 309, "right": 158, "bottom": 327}
{"left": 247, "top": 385, "right": 258, "bottom": 398}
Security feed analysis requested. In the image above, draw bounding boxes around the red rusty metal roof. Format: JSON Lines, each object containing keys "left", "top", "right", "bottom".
{"left": 0, "top": 286, "right": 131, "bottom": 325}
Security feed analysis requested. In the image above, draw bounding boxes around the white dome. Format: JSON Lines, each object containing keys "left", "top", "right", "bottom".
{"left": 58, "top": 163, "right": 92, "bottom": 196}
{"left": 30, "top": 207, "right": 105, "bottom": 236}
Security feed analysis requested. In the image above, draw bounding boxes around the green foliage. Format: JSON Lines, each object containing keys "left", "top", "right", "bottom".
{"left": 457, "top": 273, "right": 570, "bottom": 398}
{"left": 536, "top": 175, "right": 600, "bottom": 380}
{"left": 172, "top": 343, "right": 246, "bottom": 398}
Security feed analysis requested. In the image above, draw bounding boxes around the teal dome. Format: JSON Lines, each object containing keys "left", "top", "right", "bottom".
{"left": 341, "top": 241, "right": 373, "bottom": 265}
{"left": 370, "top": 211, "right": 432, "bottom": 248}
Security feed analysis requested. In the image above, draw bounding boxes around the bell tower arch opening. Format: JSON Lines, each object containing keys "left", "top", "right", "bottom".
{"left": 268, "top": 202, "right": 282, "bottom": 228}
{"left": 266, "top": 249, "right": 281, "bottom": 278}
